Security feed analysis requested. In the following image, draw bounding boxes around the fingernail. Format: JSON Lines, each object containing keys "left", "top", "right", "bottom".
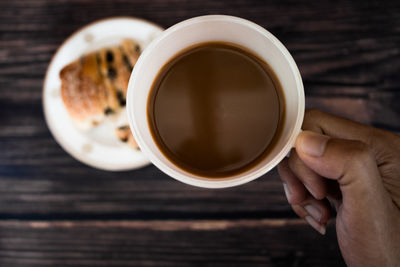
{"left": 298, "top": 131, "right": 330, "bottom": 157}
{"left": 283, "top": 183, "right": 291, "bottom": 202}
{"left": 305, "top": 215, "right": 326, "bottom": 235}
{"left": 304, "top": 205, "right": 322, "bottom": 222}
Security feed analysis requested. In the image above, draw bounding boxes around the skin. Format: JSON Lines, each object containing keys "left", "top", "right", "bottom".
{"left": 278, "top": 109, "right": 400, "bottom": 267}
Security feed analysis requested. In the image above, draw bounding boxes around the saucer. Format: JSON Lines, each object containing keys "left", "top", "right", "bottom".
{"left": 43, "top": 17, "right": 164, "bottom": 171}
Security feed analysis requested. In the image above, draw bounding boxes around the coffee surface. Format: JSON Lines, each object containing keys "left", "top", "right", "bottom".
{"left": 148, "top": 42, "right": 284, "bottom": 177}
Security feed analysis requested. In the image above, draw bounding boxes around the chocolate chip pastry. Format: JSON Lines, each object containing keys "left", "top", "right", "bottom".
{"left": 60, "top": 39, "right": 140, "bottom": 149}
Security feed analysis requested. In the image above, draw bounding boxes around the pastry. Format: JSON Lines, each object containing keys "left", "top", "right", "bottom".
{"left": 115, "top": 125, "right": 139, "bottom": 150}
{"left": 60, "top": 39, "right": 141, "bottom": 130}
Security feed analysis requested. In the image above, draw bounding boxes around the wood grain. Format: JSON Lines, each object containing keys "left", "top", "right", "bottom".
{"left": 0, "top": 0, "right": 399, "bottom": 220}
{"left": 0, "top": 219, "right": 345, "bottom": 267}
{"left": 0, "top": 0, "right": 399, "bottom": 265}
{"left": 0, "top": 170, "right": 295, "bottom": 220}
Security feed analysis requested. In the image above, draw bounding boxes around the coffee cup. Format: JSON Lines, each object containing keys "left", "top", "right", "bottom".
{"left": 127, "top": 15, "right": 304, "bottom": 188}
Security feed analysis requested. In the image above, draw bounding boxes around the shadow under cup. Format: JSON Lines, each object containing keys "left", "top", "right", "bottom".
{"left": 127, "top": 15, "right": 304, "bottom": 188}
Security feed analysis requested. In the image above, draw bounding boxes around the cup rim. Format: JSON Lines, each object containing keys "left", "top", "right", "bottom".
{"left": 127, "top": 15, "right": 304, "bottom": 188}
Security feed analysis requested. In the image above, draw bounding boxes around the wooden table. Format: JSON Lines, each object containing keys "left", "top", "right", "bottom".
{"left": 1, "top": 0, "right": 399, "bottom": 266}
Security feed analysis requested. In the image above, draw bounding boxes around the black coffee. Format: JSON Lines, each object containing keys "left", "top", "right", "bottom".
{"left": 147, "top": 42, "right": 285, "bottom": 178}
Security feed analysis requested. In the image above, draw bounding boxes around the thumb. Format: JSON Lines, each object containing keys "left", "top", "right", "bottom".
{"left": 295, "top": 131, "right": 389, "bottom": 210}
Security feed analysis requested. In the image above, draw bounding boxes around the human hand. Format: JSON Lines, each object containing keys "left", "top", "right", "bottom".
{"left": 277, "top": 110, "right": 400, "bottom": 267}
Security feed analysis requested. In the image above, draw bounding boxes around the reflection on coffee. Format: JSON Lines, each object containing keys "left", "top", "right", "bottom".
{"left": 147, "top": 42, "right": 285, "bottom": 178}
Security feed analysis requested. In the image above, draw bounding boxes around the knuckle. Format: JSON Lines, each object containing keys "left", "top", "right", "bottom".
{"left": 288, "top": 150, "right": 306, "bottom": 174}
{"left": 303, "top": 109, "right": 325, "bottom": 131}
{"left": 369, "top": 128, "right": 396, "bottom": 151}
{"left": 287, "top": 152, "right": 300, "bottom": 171}
{"left": 288, "top": 193, "right": 304, "bottom": 205}
{"left": 313, "top": 188, "right": 327, "bottom": 200}
{"left": 292, "top": 204, "right": 307, "bottom": 218}
{"left": 347, "top": 140, "right": 374, "bottom": 166}
{"left": 285, "top": 184, "right": 307, "bottom": 205}
{"left": 304, "top": 109, "right": 323, "bottom": 121}
{"left": 351, "top": 140, "right": 370, "bottom": 156}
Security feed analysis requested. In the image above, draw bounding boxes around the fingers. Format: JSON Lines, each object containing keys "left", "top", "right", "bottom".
{"left": 292, "top": 196, "right": 331, "bottom": 224}
{"left": 295, "top": 131, "right": 391, "bottom": 210}
{"left": 302, "top": 110, "right": 393, "bottom": 157}
{"left": 296, "top": 131, "right": 377, "bottom": 183}
{"left": 277, "top": 158, "right": 307, "bottom": 204}
{"left": 278, "top": 158, "right": 331, "bottom": 235}
{"left": 303, "top": 109, "right": 375, "bottom": 142}
{"left": 291, "top": 196, "right": 331, "bottom": 235}
{"left": 288, "top": 149, "right": 327, "bottom": 200}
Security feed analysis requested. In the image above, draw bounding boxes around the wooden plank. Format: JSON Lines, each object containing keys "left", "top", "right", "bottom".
{"left": 0, "top": 0, "right": 399, "bottom": 218}
{"left": 0, "top": 166, "right": 294, "bottom": 219}
{"left": 0, "top": 96, "right": 397, "bottom": 219}
{"left": 0, "top": 219, "right": 345, "bottom": 267}
{"left": 0, "top": 1, "right": 397, "bottom": 266}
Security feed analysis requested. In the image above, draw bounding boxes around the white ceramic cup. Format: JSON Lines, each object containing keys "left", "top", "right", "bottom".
{"left": 127, "top": 15, "right": 304, "bottom": 188}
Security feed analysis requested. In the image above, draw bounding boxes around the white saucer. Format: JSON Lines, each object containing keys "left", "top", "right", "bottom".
{"left": 43, "top": 17, "right": 164, "bottom": 171}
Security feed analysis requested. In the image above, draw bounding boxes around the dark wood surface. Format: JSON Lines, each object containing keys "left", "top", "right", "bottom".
{"left": 0, "top": 0, "right": 399, "bottom": 266}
